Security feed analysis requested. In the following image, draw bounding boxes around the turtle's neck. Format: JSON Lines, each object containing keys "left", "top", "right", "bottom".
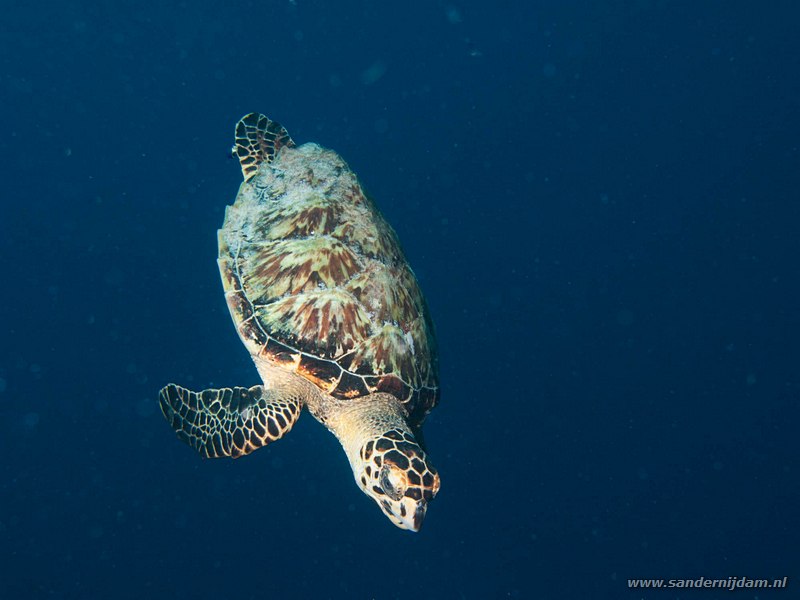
{"left": 316, "top": 393, "right": 411, "bottom": 473}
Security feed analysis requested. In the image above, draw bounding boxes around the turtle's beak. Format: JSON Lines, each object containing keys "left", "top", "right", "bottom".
{"left": 409, "top": 500, "right": 427, "bottom": 532}
{"left": 392, "top": 499, "right": 428, "bottom": 532}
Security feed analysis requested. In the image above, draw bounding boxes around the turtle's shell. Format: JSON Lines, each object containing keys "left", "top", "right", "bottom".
{"left": 218, "top": 143, "right": 438, "bottom": 426}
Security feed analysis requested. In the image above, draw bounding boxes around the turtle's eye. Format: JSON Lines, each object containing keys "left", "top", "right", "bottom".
{"left": 379, "top": 465, "right": 407, "bottom": 500}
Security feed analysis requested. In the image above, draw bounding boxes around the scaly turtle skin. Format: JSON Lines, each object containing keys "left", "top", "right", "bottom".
{"left": 159, "top": 113, "right": 440, "bottom": 531}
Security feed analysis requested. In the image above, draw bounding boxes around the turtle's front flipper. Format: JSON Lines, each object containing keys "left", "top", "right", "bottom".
{"left": 159, "top": 384, "right": 302, "bottom": 458}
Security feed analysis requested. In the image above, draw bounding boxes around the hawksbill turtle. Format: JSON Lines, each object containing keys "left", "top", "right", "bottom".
{"left": 159, "top": 113, "right": 440, "bottom": 531}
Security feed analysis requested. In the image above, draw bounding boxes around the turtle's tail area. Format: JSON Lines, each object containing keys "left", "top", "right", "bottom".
{"left": 233, "top": 113, "right": 295, "bottom": 182}
{"left": 158, "top": 383, "right": 302, "bottom": 459}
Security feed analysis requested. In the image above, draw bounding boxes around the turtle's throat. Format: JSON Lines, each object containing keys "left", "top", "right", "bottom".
{"left": 322, "top": 393, "right": 411, "bottom": 478}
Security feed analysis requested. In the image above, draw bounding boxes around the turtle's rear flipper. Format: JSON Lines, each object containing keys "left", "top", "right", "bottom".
{"left": 159, "top": 384, "right": 302, "bottom": 458}
{"left": 233, "top": 113, "right": 295, "bottom": 181}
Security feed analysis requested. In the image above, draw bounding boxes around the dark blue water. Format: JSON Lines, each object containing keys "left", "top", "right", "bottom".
{"left": 2, "top": 1, "right": 798, "bottom": 598}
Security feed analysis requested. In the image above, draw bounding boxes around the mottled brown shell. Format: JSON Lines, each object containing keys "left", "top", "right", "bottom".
{"left": 218, "top": 140, "right": 438, "bottom": 426}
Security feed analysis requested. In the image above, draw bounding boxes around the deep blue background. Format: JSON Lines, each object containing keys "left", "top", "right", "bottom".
{"left": 2, "top": 1, "right": 798, "bottom": 598}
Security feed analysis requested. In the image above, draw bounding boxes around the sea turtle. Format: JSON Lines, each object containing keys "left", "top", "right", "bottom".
{"left": 159, "top": 113, "right": 440, "bottom": 531}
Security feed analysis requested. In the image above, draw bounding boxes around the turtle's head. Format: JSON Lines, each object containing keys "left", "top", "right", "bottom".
{"left": 355, "top": 429, "right": 440, "bottom": 532}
